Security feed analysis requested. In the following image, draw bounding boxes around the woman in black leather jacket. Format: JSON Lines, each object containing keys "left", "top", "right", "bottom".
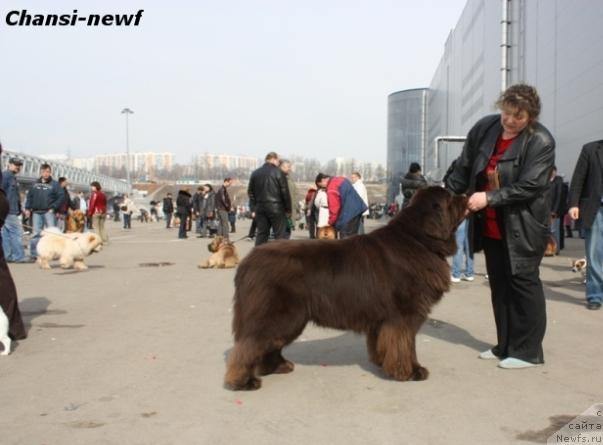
{"left": 445, "top": 84, "right": 555, "bottom": 369}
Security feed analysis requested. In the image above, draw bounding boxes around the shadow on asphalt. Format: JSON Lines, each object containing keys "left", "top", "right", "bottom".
{"left": 52, "top": 265, "right": 106, "bottom": 275}
{"left": 222, "top": 318, "right": 492, "bottom": 380}
{"left": 12, "top": 297, "right": 56, "bottom": 351}
{"left": 543, "top": 283, "right": 586, "bottom": 307}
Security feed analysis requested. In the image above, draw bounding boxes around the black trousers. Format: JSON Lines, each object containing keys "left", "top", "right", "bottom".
{"left": 307, "top": 214, "right": 316, "bottom": 239}
{"left": 247, "top": 218, "right": 257, "bottom": 238}
{"left": 339, "top": 215, "right": 362, "bottom": 239}
{"left": 483, "top": 237, "right": 546, "bottom": 364}
{"left": 165, "top": 212, "right": 173, "bottom": 228}
{"left": 255, "top": 208, "right": 287, "bottom": 246}
{"left": 178, "top": 212, "right": 188, "bottom": 238}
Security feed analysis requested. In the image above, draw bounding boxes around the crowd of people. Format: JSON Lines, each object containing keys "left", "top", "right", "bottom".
{"left": 1, "top": 160, "right": 109, "bottom": 264}
{"left": 1, "top": 83, "right": 601, "bottom": 371}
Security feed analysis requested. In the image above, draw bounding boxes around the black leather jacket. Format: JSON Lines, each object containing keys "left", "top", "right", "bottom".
{"left": 568, "top": 140, "right": 603, "bottom": 229}
{"left": 445, "top": 114, "right": 555, "bottom": 275}
{"left": 248, "top": 163, "right": 291, "bottom": 213}
{"left": 401, "top": 172, "right": 428, "bottom": 207}
{"left": 176, "top": 190, "right": 192, "bottom": 215}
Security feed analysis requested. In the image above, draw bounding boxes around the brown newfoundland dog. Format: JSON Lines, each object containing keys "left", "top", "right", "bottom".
{"left": 225, "top": 187, "right": 467, "bottom": 390}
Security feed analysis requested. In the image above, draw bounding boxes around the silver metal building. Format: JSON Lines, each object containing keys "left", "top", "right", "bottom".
{"left": 386, "top": 88, "right": 427, "bottom": 203}
{"left": 388, "top": 0, "right": 603, "bottom": 186}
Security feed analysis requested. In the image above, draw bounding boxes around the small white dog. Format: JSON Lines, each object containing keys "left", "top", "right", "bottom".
{"left": 571, "top": 258, "right": 587, "bottom": 283}
{"left": 0, "top": 307, "right": 11, "bottom": 356}
{"left": 37, "top": 227, "right": 103, "bottom": 270}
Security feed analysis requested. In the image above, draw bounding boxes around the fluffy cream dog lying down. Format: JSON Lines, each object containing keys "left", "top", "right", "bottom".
{"left": 36, "top": 227, "right": 103, "bottom": 270}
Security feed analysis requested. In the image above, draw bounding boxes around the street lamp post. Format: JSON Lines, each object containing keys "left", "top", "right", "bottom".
{"left": 121, "top": 107, "right": 134, "bottom": 190}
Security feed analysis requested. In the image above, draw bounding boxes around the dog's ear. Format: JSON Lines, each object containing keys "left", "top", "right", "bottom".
{"left": 88, "top": 235, "right": 97, "bottom": 243}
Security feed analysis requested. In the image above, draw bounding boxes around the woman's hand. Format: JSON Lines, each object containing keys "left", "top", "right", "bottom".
{"left": 467, "top": 192, "right": 488, "bottom": 212}
{"left": 569, "top": 207, "right": 579, "bottom": 220}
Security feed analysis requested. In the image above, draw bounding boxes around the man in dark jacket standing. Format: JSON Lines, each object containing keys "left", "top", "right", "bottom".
{"left": 25, "top": 163, "right": 63, "bottom": 259}
{"left": 1, "top": 157, "right": 32, "bottom": 262}
{"left": 162, "top": 193, "right": 174, "bottom": 228}
{"left": 401, "top": 162, "right": 428, "bottom": 208}
{"left": 569, "top": 140, "right": 603, "bottom": 310}
{"left": 248, "top": 152, "right": 291, "bottom": 246}
{"left": 215, "top": 178, "right": 232, "bottom": 240}
{"left": 549, "top": 166, "right": 565, "bottom": 255}
{"left": 200, "top": 184, "right": 216, "bottom": 238}
{"left": 176, "top": 189, "right": 192, "bottom": 239}
{"left": 0, "top": 142, "right": 27, "bottom": 344}
{"left": 191, "top": 186, "right": 205, "bottom": 235}
{"left": 56, "top": 177, "right": 71, "bottom": 233}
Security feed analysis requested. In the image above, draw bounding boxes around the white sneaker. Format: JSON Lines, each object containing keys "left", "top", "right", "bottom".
{"left": 462, "top": 275, "right": 475, "bottom": 282}
{"left": 498, "top": 357, "right": 542, "bottom": 369}
{"left": 478, "top": 349, "right": 498, "bottom": 360}
{"left": 451, "top": 276, "right": 461, "bottom": 283}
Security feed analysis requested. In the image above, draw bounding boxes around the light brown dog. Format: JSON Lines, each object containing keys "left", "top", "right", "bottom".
{"left": 37, "top": 228, "right": 103, "bottom": 270}
{"left": 317, "top": 226, "right": 336, "bottom": 240}
{"left": 66, "top": 209, "right": 86, "bottom": 233}
{"left": 198, "top": 236, "right": 240, "bottom": 269}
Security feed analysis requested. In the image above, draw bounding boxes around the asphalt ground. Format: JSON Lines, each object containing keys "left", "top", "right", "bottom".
{"left": 1, "top": 217, "right": 601, "bottom": 445}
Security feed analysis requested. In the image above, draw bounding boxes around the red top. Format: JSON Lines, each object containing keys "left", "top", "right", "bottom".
{"left": 88, "top": 191, "right": 107, "bottom": 217}
{"left": 326, "top": 176, "right": 345, "bottom": 226}
{"left": 483, "top": 136, "right": 516, "bottom": 239}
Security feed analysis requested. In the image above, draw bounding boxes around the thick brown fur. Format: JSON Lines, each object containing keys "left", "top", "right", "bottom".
{"left": 224, "top": 187, "right": 468, "bottom": 390}
{"left": 66, "top": 210, "right": 86, "bottom": 233}
{"left": 199, "top": 236, "right": 240, "bottom": 269}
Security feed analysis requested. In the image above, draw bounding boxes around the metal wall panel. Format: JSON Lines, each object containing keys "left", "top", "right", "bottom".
{"left": 386, "top": 89, "right": 427, "bottom": 203}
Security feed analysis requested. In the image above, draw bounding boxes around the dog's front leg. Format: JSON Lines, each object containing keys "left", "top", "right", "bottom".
{"left": 38, "top": 257, "right": 51, "bottom": 270}
{"left": 73, "top": 260, "right": 88, "bottom": 270}
{"left": 59, "top": 255, "right": 75, "bottom": 269}
{"left": 378, "top": 318, "right": 427, "bottom": 381}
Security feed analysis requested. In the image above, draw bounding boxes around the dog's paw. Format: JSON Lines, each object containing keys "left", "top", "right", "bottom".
{"left": 274, "top": 360, "right": 295, "bottom": 374}
{"left": 224, "top": 376, "right": 262, "bottom": 391}
{"left": 411, "top": 366, "right": 429, "bottom": 381}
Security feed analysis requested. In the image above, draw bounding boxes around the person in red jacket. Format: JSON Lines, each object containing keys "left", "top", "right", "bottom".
{"left": 88, "top": 181, "right": 108, "bottom": 243}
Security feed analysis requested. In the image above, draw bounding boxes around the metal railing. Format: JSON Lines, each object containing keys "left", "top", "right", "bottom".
{"left": 1, "top": 150, "right": 130, "bottom": 195}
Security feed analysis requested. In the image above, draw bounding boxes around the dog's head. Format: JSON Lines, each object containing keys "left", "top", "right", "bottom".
{"left": 208, "top": 236, "right": 227, "bottom": 253}
{"left": 572, "top": 258, "right": 587, "bottom": 273}
{"left": 72, "top": 210, "right": 86, "bottom": 225}
{"left": 78, "top": 233, "right": 103, "bottom": 253}
{"left": 406, "top": 186, "right": 468, "bottom": 240}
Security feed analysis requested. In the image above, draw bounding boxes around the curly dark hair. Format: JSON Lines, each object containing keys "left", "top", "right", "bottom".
{"left": 496, "top": 83, "right": 541, "bottom": 122}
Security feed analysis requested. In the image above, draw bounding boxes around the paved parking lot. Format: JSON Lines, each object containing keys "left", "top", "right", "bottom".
{"left": 1, "top": 218, "right": 600, "bottom": 444}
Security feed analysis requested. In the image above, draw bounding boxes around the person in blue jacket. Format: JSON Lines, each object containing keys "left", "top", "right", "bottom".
{"left": 24, "top": 163, "right": 63, "bottom": 259}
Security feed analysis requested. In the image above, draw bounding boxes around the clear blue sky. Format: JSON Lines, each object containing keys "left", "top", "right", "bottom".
{"left": 0, "top": 0, "right": 467, "bottom": 164}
